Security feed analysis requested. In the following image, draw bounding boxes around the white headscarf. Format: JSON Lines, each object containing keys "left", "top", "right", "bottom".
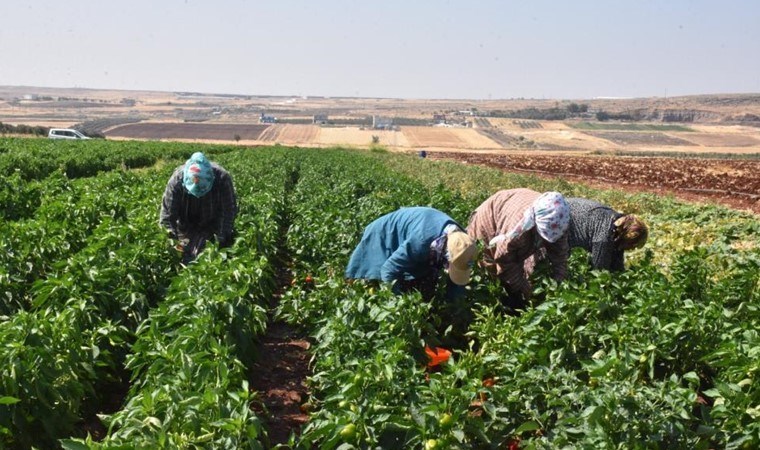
{"left": 489, "top": 192, "right": 570, "bottom": 247}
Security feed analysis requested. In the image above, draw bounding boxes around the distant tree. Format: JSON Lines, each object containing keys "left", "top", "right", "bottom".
{"left": 371, "top": 135, "right": 380, "bottom": 144}
{"left": 567, "top": 103, "right": 581, "bottom": 114}
{"left": 596, "top": 111, "right": 611, "bottom": 121}
{"left": 234, "top": 134, "right": 241, "bottom": 142}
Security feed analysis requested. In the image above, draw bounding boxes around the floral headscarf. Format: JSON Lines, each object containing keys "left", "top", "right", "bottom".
{"left": 506, "top": 191, "right": 570, "bottom": 243}
{"left": 183, "top": 152, "right": 215, "bottom": 197}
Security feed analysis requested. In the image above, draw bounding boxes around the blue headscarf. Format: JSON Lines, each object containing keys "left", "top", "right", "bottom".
{"left": 183, "top": 152, "right": 215, "bottom": 197}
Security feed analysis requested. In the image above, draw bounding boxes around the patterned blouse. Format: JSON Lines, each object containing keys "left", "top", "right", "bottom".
{"left": 566, "top": 198, "right": 625, "bottom": 271}
{"left": 467, "top": 189, "right": 569, "bottom": 297}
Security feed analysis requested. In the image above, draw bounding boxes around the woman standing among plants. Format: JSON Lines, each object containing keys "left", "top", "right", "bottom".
{"left": 345, "top": 206, "right": 477, "bottom": 301}
{"left": 566, "top": 197, "right": 649, "bottom": 271}
{"left": 467, "top": 188, "right": 570, "bottom": 310}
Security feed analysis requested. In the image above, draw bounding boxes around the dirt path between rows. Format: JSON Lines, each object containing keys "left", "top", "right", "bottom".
{"left": 428, "top": 151, "right": 760, "bottom": 215}
{"left": 249, "top": 320, "right": 311, "bottom": 446}
{"left": 248, "top": 169, "right": 312, "bottom": 448}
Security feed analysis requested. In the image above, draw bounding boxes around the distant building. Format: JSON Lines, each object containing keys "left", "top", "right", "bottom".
{"left": 433, "top": 114, "right": 447, "bottom": 125}
{"left": 313, "top": 114, "right": 328, "bottom": 125}
{"left": 259, "top": 112, "right": 277, "bottom": 124}
{"left": 372, "top": 116, "right": 393, "bottom": 130}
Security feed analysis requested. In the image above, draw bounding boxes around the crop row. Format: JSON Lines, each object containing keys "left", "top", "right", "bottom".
{"left": 278, "top": 149, "right": 759, "bottom": 449}
{"left": 0, "top": 169, "right": 179, "bottom": 449}
{"left": 0, "top": 141, "right": 757, "bottom": 449}
{"left": 74, "top": 152, "right": 296, "bottom": 449}
{"left": 2, "top": 145, "right": 300, "bottom": 448}
{"left": 0, "top": 137, "right": 238, "bottom": 181}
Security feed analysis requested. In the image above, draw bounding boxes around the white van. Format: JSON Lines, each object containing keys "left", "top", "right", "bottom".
{"left": 48, "top": 128, "right": 91, "bottom": 140}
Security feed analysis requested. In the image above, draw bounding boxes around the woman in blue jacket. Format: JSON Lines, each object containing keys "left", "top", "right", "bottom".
{"left": 345, "top": 207, "right": 477, "bottom": 300}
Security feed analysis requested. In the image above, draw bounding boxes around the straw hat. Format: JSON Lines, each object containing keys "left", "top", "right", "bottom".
{"left": 446, "top": 231, "right": 477, "bottom": 285}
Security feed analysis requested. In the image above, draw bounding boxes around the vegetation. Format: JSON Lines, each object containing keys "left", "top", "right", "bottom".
{"left": 0, "top": 138, "right": 757, "bottom": 449}
{"left": 487, "top": 107, "right": 568, "bottom": 121}
{"left": 0, "top": 122, "right": 48, "bottom": 137}
{"left": 573, "top": 122, "right": 694, "bottom": 132}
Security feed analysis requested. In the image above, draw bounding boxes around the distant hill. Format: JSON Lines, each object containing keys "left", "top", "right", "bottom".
{"left": 1, "top": 85, "right": 759, "bottom": 126}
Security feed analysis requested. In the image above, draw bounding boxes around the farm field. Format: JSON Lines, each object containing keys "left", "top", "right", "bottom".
{"left": 426, "top": 152, "right": 760, "bottom": 214}
{"left": 317, "top": 127, "right": 410, "bottom": 148}
{"left": 106, "top": 123, "right": 271, "bottom": 141}
{"left": 401, "top": 126, "right": 503, "bottom": 150}
{"left": 258, "top": 124, "right": 321, "bottom": 145}
{"left": 4, "top": 86, "right": 760, "bottom": 154}
{"left": 98, "top": 120, "right": 760, "bottom": 155}
{"left": 0, "top": 137, "right": 758, "bottom": 450}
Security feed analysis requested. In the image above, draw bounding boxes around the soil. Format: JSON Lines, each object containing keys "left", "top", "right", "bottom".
{"left": 73, "top": 373, "right": 131, "bottom": 441}
{"left": 106, "top": 123, "right": 270, "bottom": 140}
{"left": 427, "top": 151, "right": 760, "bottom": 215}
{"left": 249, "top": 321, "right": 311, "bottom": 447}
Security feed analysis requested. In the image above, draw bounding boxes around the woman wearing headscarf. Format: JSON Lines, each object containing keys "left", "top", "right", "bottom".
{"left": 345, "top": 207, "right": 478, "bottom": 301}
{"left": 159, "top": 152, "right": 238, "bottom": 263}
{"left": 467, "top": 189, "right": 570, "bottom": 309}
{"left": 566, "top": 198, "right": 649, "bottom": 272}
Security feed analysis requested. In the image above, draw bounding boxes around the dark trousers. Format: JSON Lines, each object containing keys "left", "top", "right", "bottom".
{"left": 397, "top": 272, "right": 465, "bottom": 302}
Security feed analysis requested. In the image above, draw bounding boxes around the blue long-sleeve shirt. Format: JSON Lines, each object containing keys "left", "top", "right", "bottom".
{"left": 345, "top": 207, "right": 460, "bottom": 282}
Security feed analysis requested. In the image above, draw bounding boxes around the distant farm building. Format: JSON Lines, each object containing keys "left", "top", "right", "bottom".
{"left": 372, "top": 116, "right": 393, "bottom": 130}
{"left": 259, "top": 113, "right": 277, "bottom": 124}
{"left": 313, "top": 114, "right": 328, "bottom": 125}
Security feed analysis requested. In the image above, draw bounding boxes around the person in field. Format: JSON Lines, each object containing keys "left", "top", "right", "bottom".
{"left": 345, "top": 207, "right": 478, "bottom": 301}
{"left": 159, "top": 152, "right": 238, "bottom": 263}
{"left": 467, "top": 189, "right": 570, "bottom": 310}
{"left": 566, "top": 198, "right": 649, "bottom": 271}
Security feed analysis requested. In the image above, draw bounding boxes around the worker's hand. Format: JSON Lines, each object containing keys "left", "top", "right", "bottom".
{"left": 389, "top": 279, "right": 403, "bottom": 295}
{"left": 165, "top": 227, "right": 178, "bottom": 241}
{"left": 175, "top": 237, "right": 189, "bottom": 252}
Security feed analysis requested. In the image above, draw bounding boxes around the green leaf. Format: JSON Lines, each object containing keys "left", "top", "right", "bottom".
{"left": 515, "top": 420, "right": 541, "bottom": 433}
{"left": 60, "top": 440, "right": 90, "bottom": 450}
{"left": 682, "top": 372, "right": 700, "bottom": 385}
{"left": 702, "top": 388, "right": 721, "bottom": 398}
{"left": 0, "top": 396, "right": 20, "bottom": 405}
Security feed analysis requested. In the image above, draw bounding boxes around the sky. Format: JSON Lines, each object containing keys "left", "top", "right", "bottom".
{"left": 1, "top": 0, "right": 759, "bottom": 100}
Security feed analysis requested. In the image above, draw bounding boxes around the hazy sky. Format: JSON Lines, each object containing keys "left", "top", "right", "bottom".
{"left": 2, "top": 0, "right": 759, "bottom": 99}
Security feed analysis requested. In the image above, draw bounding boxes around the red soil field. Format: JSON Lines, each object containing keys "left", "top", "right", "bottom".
{"left": 428, "top": 152, "right": 760, "bottom": 214}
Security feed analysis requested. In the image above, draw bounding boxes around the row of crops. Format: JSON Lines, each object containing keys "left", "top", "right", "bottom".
{"left": 0, "top": 137, "right": 758, "bottom": 449}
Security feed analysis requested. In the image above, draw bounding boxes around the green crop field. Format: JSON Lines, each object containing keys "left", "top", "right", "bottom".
{"left": 571, "top": 122, "right": 695, "bottom": 132}
{"left": 0, "top": 137, "right": 758, "bottom": 450}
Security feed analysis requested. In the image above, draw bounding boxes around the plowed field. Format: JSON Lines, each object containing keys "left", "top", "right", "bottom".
{"left": 428, "top": 152, "right": 760, "bottom": 213}
{"left": 106, "top": 123, "right": 270, "bottom": 140}
{"left": 258, "top": 124, "right": 320, "bottom": 144}
{"left": 402, "top": 126, "right": 468, "bottom": 148}
{"left": 584, "top": 131, "right": 693, "bottom": 146}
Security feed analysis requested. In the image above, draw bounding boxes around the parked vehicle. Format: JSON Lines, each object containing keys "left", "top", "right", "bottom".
{"left": 48, "top": 128, "right": 90, "bottom": 140}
